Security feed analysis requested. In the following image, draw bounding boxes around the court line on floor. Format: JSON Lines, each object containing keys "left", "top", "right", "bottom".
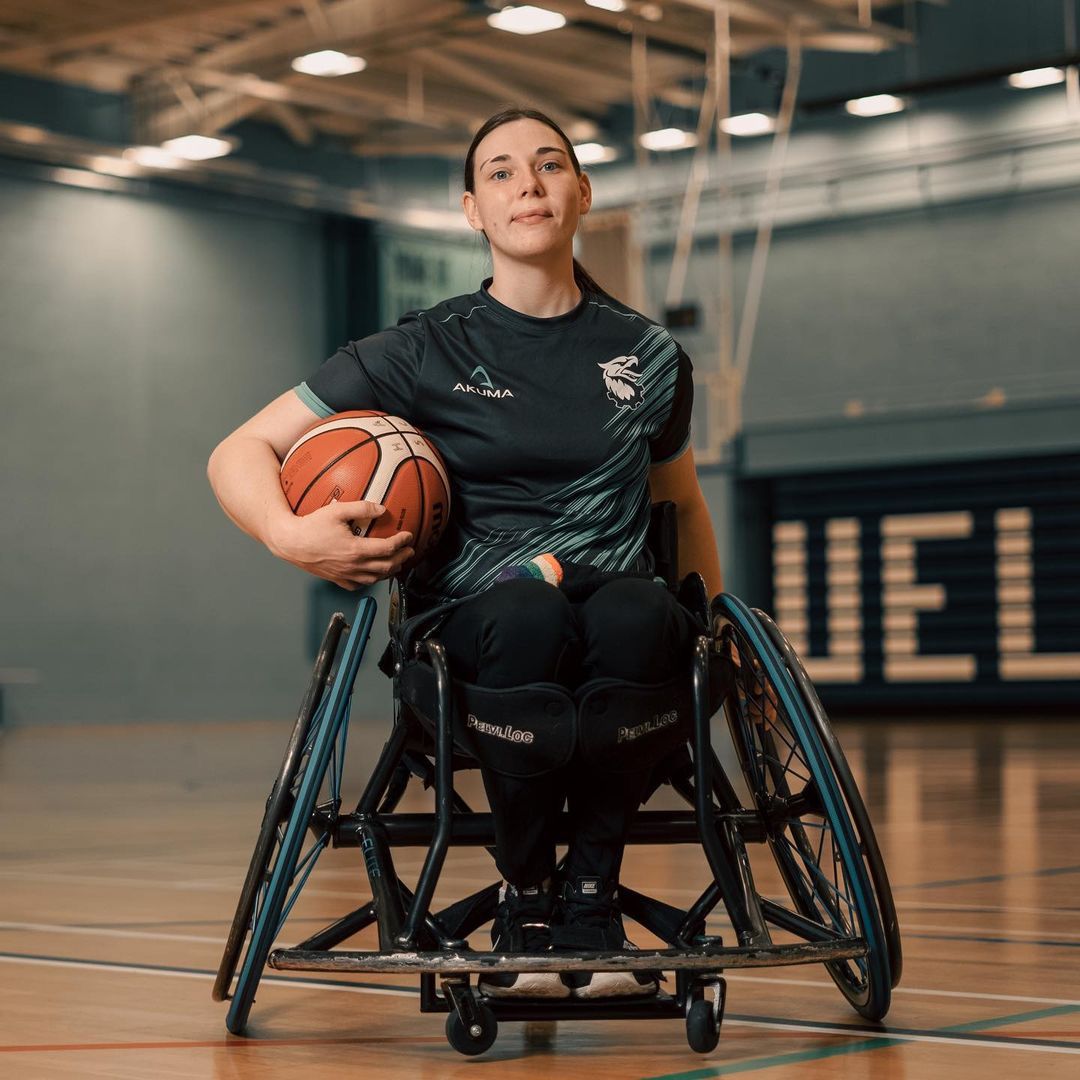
{"left": 901, "top": 921, "right": 1080, "bottom": 940}
{"left": 0, "top": 867, "right": 495, "bottom": 901}
{"left": 894, "top": 901, "right": 1080, "bottom": 916}
{"left": 0, "top": 952, "right": 417, "bottom": 997}
{"left": 894, "top": 864, "right": 1080, "bottom": 890}
{"left": 0, "top": 1034, "right": 449, "bottom": 1053}
{"left": 3, "top": 949, "right": 1080, "bottom": 1062}
{"left": 15, "top": 860, "right": 1077, "bottom": 910}
{"left": 643, "top": 1004, "right": 1080, "bottom": 1079}
{"left": 905, "top": 931, "right": 1080, "bottom": 949}
{"left": 4, "top": 923, "right": 1079, "bottom": 1009}
{"left": 723, "top": 973, "right": 1080, "bottom": 1008}
{"left": 0, "top": 921, "right": 223, "bottom": 945}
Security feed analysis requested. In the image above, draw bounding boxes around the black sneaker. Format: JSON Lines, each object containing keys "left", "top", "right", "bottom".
{"left": 551, "top": 876, "right": 660, "bottom": 999}
{"left": 477, "top": 881, "right": 570, "bottom": 1000}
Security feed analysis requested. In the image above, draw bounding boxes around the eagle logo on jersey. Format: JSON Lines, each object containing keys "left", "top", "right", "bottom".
{"left": 598, "top": 355, "right": 644, "bottom": 410}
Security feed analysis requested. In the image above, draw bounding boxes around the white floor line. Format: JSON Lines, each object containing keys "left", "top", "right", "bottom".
{"left": 0, "top": 867, "right": 494, "bottom": 900}
{"left": 0, "top": 954, "right": 413, "bottom": 996}
{"left": 0, "top": 921, "right": 223, "bottom": 945}
{"left": 898, "top": 921, "right": 1080, "bottom": 940}
{"left": 724, "top": 1018, "right": 1080, "bottom": 1056}
{"left": 0, "top": 870, "right": 248, "bottom": 892}
{"left": 723, "top": 973, "right": 1080, "bottom": 1007}
{"left": 3, "top": 921, "right": 1078, "bottom": 1010}
{"left": 0, "top": 955, "right": 1075, "bottom": 1056}
{"left": 895, "top": 901, "right": 1080, "bottom": 917}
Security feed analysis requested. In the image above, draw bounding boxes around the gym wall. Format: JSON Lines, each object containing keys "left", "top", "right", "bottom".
{"left": 647, "top": 185, "right": 1080, "bottom": 706}
{"left": 0, "top": 170, "right": 323, "bottom": 724}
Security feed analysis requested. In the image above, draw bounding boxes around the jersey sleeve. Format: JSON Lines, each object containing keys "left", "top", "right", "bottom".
{"left": 649, "top": 343, "right": 694, "bottom": 465}
{"left": 294, "top": 310, "right": 426, "bottom": 418}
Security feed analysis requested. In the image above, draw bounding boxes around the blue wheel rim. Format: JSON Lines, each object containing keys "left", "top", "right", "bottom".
{"left": 715, "top": 593, "right": 891, "bottom": 1016}
{"left": 226, "top": 597, "right": 376, "bottom": 1033}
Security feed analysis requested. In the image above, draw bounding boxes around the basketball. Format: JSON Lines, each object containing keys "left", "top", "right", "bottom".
{"left": 279, "top": 410, "right": 451, "bottom": 564}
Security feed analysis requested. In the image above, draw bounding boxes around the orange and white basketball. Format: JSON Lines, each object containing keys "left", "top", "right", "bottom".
{"left": 280, "top": 410, "right": 450, "bottom": 565}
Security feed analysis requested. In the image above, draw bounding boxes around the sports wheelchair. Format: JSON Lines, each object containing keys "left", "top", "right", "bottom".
{"left": 212, "top": 502, "right": 901, "bottom": 1057}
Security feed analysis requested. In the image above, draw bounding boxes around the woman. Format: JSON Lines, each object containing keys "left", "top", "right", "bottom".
{"left": 208, "top": 106, "right": 723, "bottom": 1001}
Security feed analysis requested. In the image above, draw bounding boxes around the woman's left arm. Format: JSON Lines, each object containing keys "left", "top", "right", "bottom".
{"left": 648, "top": 447, "right": 724, "bottom": 599}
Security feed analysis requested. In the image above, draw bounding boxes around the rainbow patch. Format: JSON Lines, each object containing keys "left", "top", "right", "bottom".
{"left": 494, "top": 553, "right": 565, "bottom": 588}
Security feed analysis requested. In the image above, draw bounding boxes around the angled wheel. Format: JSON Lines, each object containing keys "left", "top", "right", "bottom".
{"left": 212, "top": 612, "right": 346, "bottom": 1003}
{"left": 221, "top": 598, "right": 377, "bottom": 1035}
{"left": 713, "top": 594, "right": 892, "bottom": 1021}
{"left": 754, "top": 608, "right": 902, "bottom": 989}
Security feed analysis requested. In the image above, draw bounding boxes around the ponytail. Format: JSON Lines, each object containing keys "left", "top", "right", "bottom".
{"left": 572, "top": 256, "right": 609, "bottom": 300}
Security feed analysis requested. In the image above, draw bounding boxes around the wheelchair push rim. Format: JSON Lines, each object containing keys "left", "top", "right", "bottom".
{"left": 753, "top": 607, "right": 903, "bottom": 990}
{"left": 212, "top": 612, "right": 346, "bottom": 1004}
{"left": 222, "top": 599, "right": 376, "bottom": 1034}
{"left": 714, "top": 594, "right": 892, "bottom": 1021}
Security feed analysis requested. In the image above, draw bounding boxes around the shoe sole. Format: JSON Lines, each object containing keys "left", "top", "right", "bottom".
{"left": 479, "top": 973, "right": 571, "bottom": 1000}
{"left": 570, "top": 972, "right": 659, "bottom": 999}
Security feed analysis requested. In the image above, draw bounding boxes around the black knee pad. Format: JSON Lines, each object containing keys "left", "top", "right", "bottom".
{"left": 400, "top": 660, "right": 575, "bottom": 778}
{"left": 454, "top": 682, "right": 576, "bottom": 777}
{"left": 575, "top": 674, "right": 694, "bottom": 773}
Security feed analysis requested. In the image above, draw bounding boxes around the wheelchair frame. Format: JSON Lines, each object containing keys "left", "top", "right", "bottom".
{"left": 213, "top": 505, "right": 900, "bottom": 1057}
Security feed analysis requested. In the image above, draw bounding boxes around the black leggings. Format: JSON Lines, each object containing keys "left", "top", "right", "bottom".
{"left": 436, "top": 576, "right": 701, "bottom": 887}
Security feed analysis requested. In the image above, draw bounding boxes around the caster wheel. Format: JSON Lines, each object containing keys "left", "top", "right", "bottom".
{"left": 446, "top": 1005, "right": 498, "bottom": 1056}
{"left": 686, "top": 997, "right": 721, "bottom": 1054}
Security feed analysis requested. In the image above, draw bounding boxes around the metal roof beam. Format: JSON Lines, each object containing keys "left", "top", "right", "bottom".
{"left": 190, "top": 0, "right": 463, "bottom": 72}
{"left": 0, "top": 1, "right": 290, "bottom": 66}
{"left": 408, "top": 48, "right": 584, "bottom": 132}
{"left": 675, "top": 0, "right": 911, "bottom": 45}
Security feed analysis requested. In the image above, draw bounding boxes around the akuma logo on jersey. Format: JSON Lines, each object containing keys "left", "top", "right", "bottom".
{"left": 453, "top": 363, "right": 514, "bottom": 399}
{"left": 599, "top": 355, "right": 644, "bottom": 409}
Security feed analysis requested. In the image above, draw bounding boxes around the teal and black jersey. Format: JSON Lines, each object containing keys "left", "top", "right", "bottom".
{"left": 296, "top": 277, "right": 693, "bottom": 603}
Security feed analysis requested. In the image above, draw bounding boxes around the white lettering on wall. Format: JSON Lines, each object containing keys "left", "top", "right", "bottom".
{"left": 773, "top": 518, "right": 863, "bottom": 683}
{"left": 996, "top": 508, "right": 1080, "bottom": 680}
{"left": 881, "top": 511, "right": 976, "bottom": 683}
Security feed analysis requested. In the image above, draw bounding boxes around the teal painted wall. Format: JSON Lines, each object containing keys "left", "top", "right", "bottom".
{"left": 0, "top": 172, "right": 325, "bottom": 725}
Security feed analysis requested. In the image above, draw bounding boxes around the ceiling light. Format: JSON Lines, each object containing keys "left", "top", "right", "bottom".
{"left": 291, "top": 49, "right": 367, "bottom": 76}
{"left": 161, "top": 134, "right": 236, "bottom": 160}
{"left": 1007, "top": 66, "right": 1065, "bottom": 89}
{"left": 88, "top": 155, "right": 141, "bottom": 177}
{"left": 719, "top": 112, "right": 775, "bottom": 137}
{"left": 487, "top": 6, "right": 567, "bottom": 34}
{"left": 585, "top": 0, "right": 626, "bottom": 10}
{"left": 121, "top": 146, "right": 186, "bottom": 170}
{"left": 566, "top": 118, "right": 599, "bottom": 141}
{"left": 845, "top": 94, "right": 905, "bottom": 117}
{"left": 639, "top": 127, "right": 697, "bottom": 151}
{"left": 6, "top": 123, "right": 49, "bottom": 144}
{"left": 52, "top": 167, "right": 124, "bottom": 192}
{"left": 574, "top": 141, "right": 618, "bottom": 165}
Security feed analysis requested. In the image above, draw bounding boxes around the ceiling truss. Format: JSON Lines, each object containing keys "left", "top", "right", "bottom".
{"left": 0, "top": 0, "right": 911, "bottom": 157}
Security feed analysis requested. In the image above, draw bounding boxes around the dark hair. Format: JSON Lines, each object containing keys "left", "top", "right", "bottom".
{"left": 464, "top": 105, "right": 610, "bottom": 300}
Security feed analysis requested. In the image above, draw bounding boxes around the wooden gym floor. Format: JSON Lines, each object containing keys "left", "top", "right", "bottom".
{"left": 1, "top": 713, "right": 1079, "bottom": 1078}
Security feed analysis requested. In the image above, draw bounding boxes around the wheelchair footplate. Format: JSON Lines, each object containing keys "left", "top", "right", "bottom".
{"left": 268, "top": 940, "right": 775, "bottom": 1055}
{"left": 266, "top": 937, "right": 866, "bottom": 976}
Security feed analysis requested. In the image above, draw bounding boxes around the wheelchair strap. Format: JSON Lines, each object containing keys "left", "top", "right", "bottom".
{"left": 575, "top": 673, "right": 694, "bottom": 773}
{"left": 378, "top": 591, "right": 480, "bottom": 679}
{"left": 399, "top": 661, "right": 576, "bottom": 778}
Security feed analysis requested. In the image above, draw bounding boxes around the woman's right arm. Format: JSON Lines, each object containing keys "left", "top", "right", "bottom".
{"left": 207, "top": 390, "right": 414, "bottom": 591}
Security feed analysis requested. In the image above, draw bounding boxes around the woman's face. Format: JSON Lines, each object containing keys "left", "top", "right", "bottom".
{"left": 463, "top": 117, "right": 592, "bottom": 265}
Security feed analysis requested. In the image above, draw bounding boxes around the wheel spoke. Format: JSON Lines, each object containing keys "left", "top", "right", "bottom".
{"left": 275, "top": 833, "right": 330, "bottom": 937}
